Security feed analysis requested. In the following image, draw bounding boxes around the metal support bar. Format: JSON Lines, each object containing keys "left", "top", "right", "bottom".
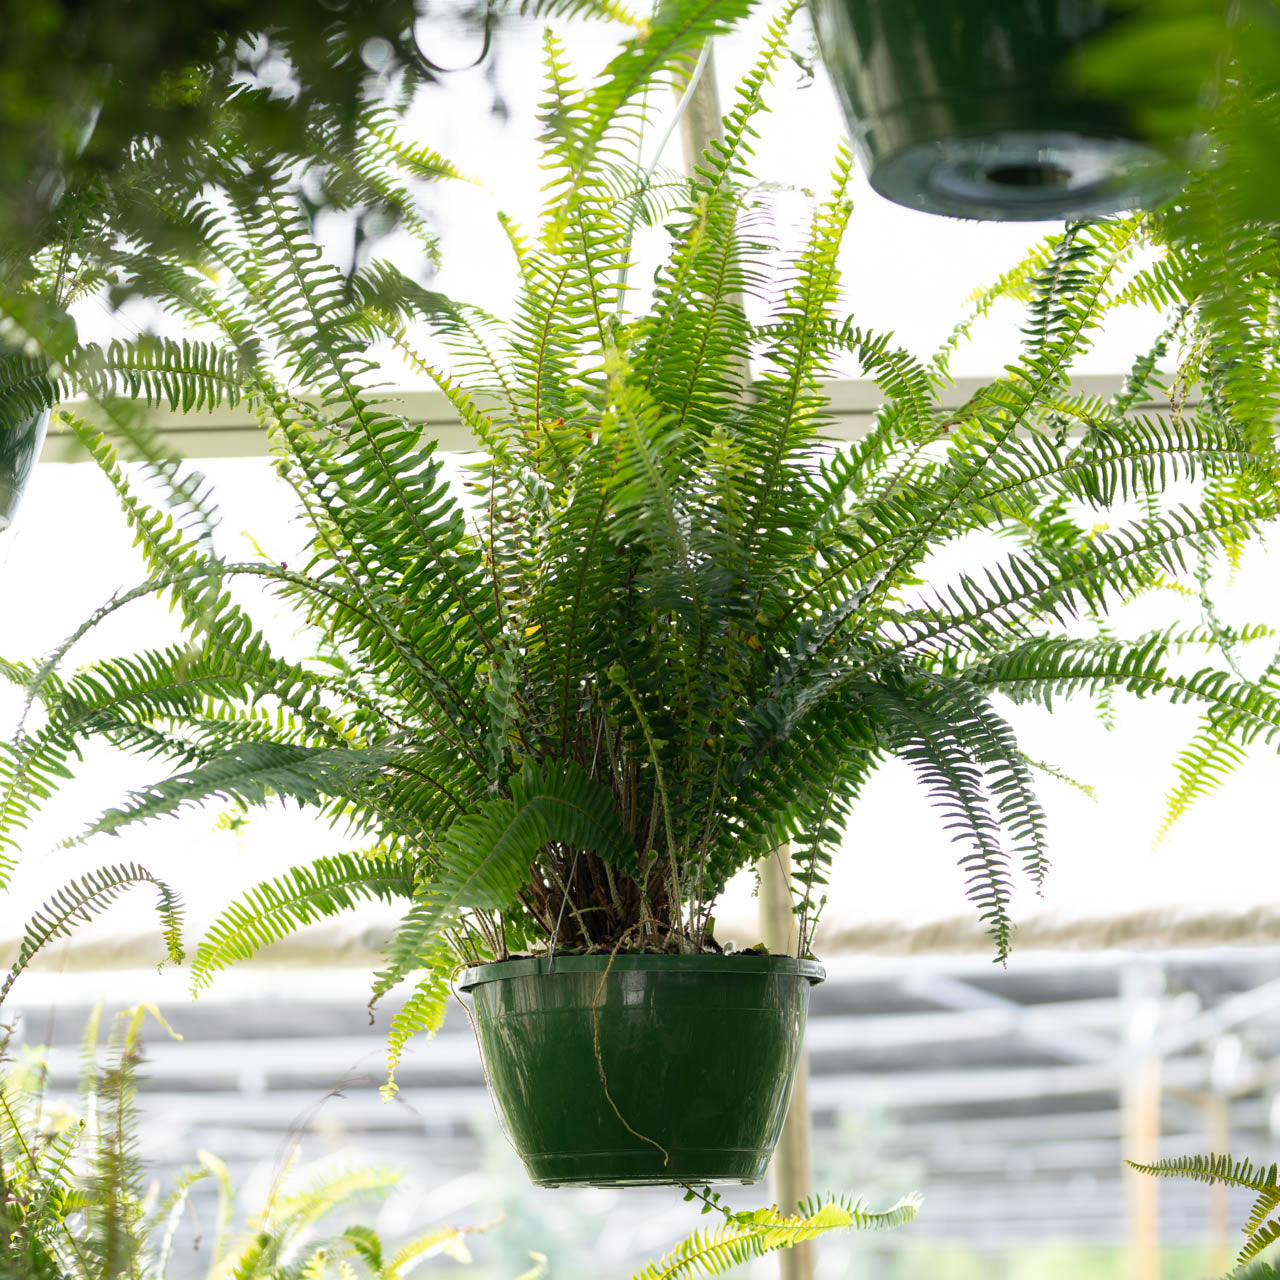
{"left": 900, "top": 971, "right": 1121, "bottom": 1064}
{"left": 1205, "top": 1089, "right": 1232, "bottom": 1276}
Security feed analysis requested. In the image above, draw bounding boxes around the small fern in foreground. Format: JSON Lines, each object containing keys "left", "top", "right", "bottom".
{"left": 632, "top": 1189, "right": 921, "bottom": 1279}
{"left": 1129, "top": 1152, "right": 1280, "bottom": 1274}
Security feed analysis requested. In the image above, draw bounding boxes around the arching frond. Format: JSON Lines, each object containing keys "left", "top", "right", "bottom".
{"left": 190, "top": 851, "right": 418, "bottom": 989}
{"left": 1, "top": 866, "right": 183, "bottom": 1008}
{"left": 632, "top": 1193, "right": 921, "bottom": 1279}
{"left": 1130, "top": 1152, "right": 1280, "bottom": 1271}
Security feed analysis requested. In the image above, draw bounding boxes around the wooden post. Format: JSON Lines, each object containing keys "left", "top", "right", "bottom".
{"left": 676, "top": 43, "right": 727, "bottom": 176}
{"left": 760, "top": 844, "right": 816, "bottom": 1280}
{"left": 676, "top": 45, "right": 816, "bottom": 1279}
{"left": 1122, "top": 963, "right": 1165, "bottom": 1280}
{"left": 1205, "top": 1091, "right": 1232, "bottom": 1276}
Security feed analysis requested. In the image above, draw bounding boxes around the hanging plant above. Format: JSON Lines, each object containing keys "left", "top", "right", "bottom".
{"left": 810, "top": 0, "right": 1184, "bottom": 220}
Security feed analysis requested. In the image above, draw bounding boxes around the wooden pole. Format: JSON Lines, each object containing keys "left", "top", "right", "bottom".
{"left": 675, "top": 44, "right": 816, "bottom": 1280}
{"left": 676, "top": 43, "right": 726, "bottom": 177}
{"left": 1205, "top": 1091, "right": 1232, "bottom": 1276}
{"left": 1122, "top": 963, "right": 1165, "bottom": 1280}
{"left": 760, "top": 844, "right": 816, "bottom": 1280}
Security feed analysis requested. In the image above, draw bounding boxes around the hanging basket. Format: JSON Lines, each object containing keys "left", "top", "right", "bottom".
{"left": 0, "top": 409, "right": 51, "bottom": 535}
{"left": 810, "top": 0, "right": 1181, "bottom": 220}
{"left": 457, "top": 953, "right": 825, "bottom": 1188}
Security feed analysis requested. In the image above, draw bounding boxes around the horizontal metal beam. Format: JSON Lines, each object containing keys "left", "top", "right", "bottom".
{"left": 877, "top": 1096, "right": 1270, "bottom": 1147}
{"left": 48, "top": 1052, "right": 1208, "bottom": 1118}
{"left": 17, "top": 997, "right": 1201, "bottom": 1086}
{"left": 900, "top": 972, "right": 1129, "bottom": 1065}
{"left": 40, "top": 374, "right": 1194, "bottom": 462}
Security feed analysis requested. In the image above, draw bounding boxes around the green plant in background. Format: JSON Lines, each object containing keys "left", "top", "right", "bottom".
{"left": 2, "top": 0, "right": 1280, "bottom": 1082}
{"left": 1130, "top": 1152, "right": 1280, "bottom": 1277}
{"left": 1074, "top": 1, "right": 1280, "bottom": 664}
{"left": 0, "top": 1007, "right": 482, "bottom": 1279}
{"left": 0, "top": 883, "right": 484, "bottom": 1279}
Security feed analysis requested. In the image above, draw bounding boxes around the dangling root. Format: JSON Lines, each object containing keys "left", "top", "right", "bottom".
{"left": 591, "top": 925, "right": 670, "bottom": 1167}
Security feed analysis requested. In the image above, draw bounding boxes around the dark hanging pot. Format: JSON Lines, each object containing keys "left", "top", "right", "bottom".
{"left": 457, "top": 953, "right": 825, "bottom": 1188}
{"left": 810, "top": 0, "right": 1181, "bottom": 220}
{"left": 0, "top": 409, "right": 52, "bottom": 535}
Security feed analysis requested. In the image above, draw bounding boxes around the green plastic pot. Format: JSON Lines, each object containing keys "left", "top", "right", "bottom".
{"left": 0, "top": 409, "right": 51, "bottom": 534}
{"left": 457, "top": 953, "right": 825, "bottom": 1188}
{"left": 810, "top": 0, "right": 1181, "bottom": 220}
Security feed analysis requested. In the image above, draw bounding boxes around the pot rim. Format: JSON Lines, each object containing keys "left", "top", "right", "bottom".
{"left": 457, "top": 952, "right": 825, "bottom": 992}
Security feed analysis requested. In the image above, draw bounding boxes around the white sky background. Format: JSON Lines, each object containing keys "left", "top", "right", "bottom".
{"left": 0, "top": 5, "right": 1276, "bottom": 972}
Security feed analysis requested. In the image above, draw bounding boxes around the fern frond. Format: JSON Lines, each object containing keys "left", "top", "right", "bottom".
{"left": 1156, "top": 715, "right": 1250, "bottom": 845}
{"left": 632, "top": 1193, "right": 921, "bottom": 1279}
{"left": 1, "top": 866, "right": 183, "bottom": 1007}
{"left": 191, "top": 851, "right": 418, "bottom": 989}
{"left": 1130, "top": 1152, "right": 1280, "bottom": 1272}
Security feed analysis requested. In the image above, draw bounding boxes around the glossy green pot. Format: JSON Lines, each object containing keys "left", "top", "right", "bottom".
{"left": 458, "top": 954, "right": 825, "bottom": 1188}
{"left": 0, "top": 409, "right": 51, "bottom": 534}
{"left": 810, "top": 0, "right": 1181, "bottom": 220}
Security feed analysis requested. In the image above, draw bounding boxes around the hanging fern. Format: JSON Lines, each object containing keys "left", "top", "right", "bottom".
{"left": 2, "top": 0, "right": 1280, "bottom": 1078}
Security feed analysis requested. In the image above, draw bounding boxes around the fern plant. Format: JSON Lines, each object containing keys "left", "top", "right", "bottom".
{"left": 1129, "top": 1152, "right": 1280, "bottom": 1277}
{"left": 0, "top": 854, "right": 483, "bottom": 1278}
{"left": 3, "top": 0, "right": 1280, "bottom": 1088}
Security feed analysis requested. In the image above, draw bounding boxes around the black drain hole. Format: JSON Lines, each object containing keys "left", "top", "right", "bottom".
{"left": 986, "top": 162, "right": 1073, "bottom": 188}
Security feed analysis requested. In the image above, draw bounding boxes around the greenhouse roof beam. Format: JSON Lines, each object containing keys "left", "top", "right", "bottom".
{"left": 41, "top": 374, "right": 1198, "bottom": 462}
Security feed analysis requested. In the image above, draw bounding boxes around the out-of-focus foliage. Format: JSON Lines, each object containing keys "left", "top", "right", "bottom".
{"left": 1071, "top": 1, "right": 1280, "bottom": 832}
{"left": 0, "top": 1008, "right": 483, "bottom": 1278}
{"left": 1080, "top": 0, "right": 1280, "bottom": 224}
{"left": 0, "top": 0, "right": 637, "bottom": 294}
{"left": 0, "top": 874, "right": 485, "bottom": 1279}
{"left": 1077, "top": 1, "right": 1280, "bottom": 399}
